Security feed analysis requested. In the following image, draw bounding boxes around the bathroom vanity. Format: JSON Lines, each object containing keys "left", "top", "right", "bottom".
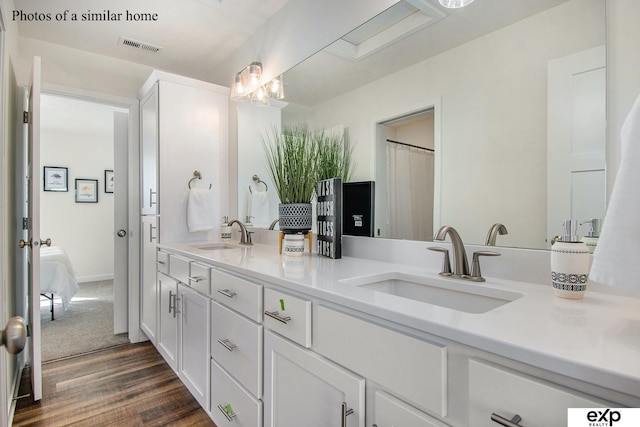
{"left": 149, "top": 239, "right": 640, "bottom": 427}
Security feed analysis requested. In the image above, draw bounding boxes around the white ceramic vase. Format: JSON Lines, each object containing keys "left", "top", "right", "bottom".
{"left": 283, "top": 234, "right": 305, "bottom": 257}
{"left": 550, "top": 240, "right": 590, "bottom": 299}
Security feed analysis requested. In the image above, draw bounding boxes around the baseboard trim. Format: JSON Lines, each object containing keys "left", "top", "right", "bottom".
{"left": 77, "top": 274, "right": 114, "bottom": 283}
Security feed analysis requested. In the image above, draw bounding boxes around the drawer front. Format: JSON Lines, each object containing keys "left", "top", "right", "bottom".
{"left": 211, "top": 300, "right": 263, "bottom": 398}
{"left": 314, "top": 305, "right": 447, "bottom": 417}
{"left": 169, "top": 254, "right": 190, "bottom": 284}
{"left": 211, "top": 359, "right": 262, "bottom": 427}
{"left": 211, "top": 269, "right": 263, "bottom": 323}
{"left": 468, "top": 358, "right": 612, "bottom": 427}
{"left": 263, "top": 288, "right": 311, "bottom": 348}
{"left": 374, "top": 391, "right": 448, "bottom": 427}
{"left": 156, "top": 250, "right": 170, "bottom": 274}
{"left": 189, "top": 262, "right": 211, "bottom": 295}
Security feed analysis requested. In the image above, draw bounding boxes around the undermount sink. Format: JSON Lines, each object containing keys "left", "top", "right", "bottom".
{"left": 339, "top": 272, "right": 522, "bottom": 314}
{"left": 193, "top": 243, "right": 238, "bottom": 250}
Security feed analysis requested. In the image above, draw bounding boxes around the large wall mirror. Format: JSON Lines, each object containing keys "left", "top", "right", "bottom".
{"left": 237, "top": 0, "right": 606, "bottom": 250}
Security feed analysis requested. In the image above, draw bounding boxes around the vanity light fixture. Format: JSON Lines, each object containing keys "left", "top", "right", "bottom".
{"left": 231, "top": 61, "right": 263, "bottom": 101}
{"left": 230, "top": 61, "right": 285, "bottom": 103}
{"left": 438, "top": 0, "right": 475, "bottom": 8}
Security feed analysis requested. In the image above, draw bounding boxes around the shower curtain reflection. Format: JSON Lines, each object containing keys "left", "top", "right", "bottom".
{"left": 387, "top": 143, "right": 434, "bottom": 241}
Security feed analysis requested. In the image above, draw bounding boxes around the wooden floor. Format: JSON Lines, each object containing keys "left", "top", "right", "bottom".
{"left": 13, "top": 342, "right": 216, "bottom": 426}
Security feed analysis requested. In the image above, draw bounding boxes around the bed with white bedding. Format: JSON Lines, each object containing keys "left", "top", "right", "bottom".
{"left": 40, "top": 246, "right": 79, "bottom": 320}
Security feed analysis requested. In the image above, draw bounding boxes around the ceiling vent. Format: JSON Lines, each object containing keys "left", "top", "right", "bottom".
{"left": 118, "top": 36, "right": 162, "bottom": 53}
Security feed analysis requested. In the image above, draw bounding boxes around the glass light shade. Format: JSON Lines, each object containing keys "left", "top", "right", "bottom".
{"left": 250, "top": 86, "right": 270, "bottom": 107}
{"left": 247, "top": 62, "right": 262, "bottom": 92}
{"left": 439, "top": 0, "right": 475, "bottom": 8}
{"left": 267, "top": 75, "right": 285, "bottom": 100}
{"left": 230, "top": 73, "right": 247, "bottom": 101}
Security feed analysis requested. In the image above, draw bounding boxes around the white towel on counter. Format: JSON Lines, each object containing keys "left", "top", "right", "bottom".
{"left": 249, "top": 189, "right": 270, "bottom": 227}
{"left": 590, "top": 93, "right": 640, "bottom": 289}
{"left": 187, "top": 188, "right": 216, "bottom": 232}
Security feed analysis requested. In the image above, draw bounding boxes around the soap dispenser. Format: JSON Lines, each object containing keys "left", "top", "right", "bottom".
{"left": 580, "top": 218, "right": 601, "bottom": 254}
{"left": 550, "top": 220, "right": 590, "bottom": 299}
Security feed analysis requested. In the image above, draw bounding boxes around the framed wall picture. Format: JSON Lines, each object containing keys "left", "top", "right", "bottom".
{"left": 43, "top": 166, "right": 68, "bottom": 192}
{"left": 104, "top": 170, "right": 114, "bottom": 193}
{"left": 75, "top": 179, "right": 98, "bottom": 203}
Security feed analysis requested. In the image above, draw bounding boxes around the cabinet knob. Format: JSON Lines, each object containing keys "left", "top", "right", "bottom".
{"left": 491, "top": 413, "right": 523, "bottom": 427}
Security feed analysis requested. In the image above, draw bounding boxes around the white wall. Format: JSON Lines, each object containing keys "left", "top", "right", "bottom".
{"left": 237, "top": 101, "right": 284, "bottom": 227}
{"left": 39, "top": 96, "right": 122, "bottom": 282}
{"left": 284, "top": 0, "right": 604, "bottom": 249}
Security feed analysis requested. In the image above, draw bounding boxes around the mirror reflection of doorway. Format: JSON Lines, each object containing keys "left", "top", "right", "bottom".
{"left": 39, "top": 93, "right": 128, "bottom": 361}
{"left": 378, "top": 109, "right": 435, "bottom": 241}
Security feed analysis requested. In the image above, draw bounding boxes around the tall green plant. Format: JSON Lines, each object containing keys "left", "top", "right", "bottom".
{"left": 263, "top": 124, "right": 319, "bottom": 204}
{"left": 315, "top": 130, "right": 354, "bottom": 182}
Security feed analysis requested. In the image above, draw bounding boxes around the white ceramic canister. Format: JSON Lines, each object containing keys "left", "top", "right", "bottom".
{"left": 550, "top": 240, "right": 590, "bottom": 299}
{"left": 283, "top": 233, "right": 305, "bottom": 257}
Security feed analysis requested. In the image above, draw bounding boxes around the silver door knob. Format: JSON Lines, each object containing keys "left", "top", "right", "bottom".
{"left": 40, "top": 238, "right": 52, "bottom": 247}
{"left": 18, "top": 239, "right": 32, "bottom": 249}
{"left": 117, "top": 229, "right": 127, "bottom": 237}
{"left": 1, "top": 317, "right": 26, "bottom": 355}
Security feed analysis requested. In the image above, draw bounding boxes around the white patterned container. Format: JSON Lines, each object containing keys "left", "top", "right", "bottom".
{"left": 550, "top": 241, "right": 590, "bottom": 299}
{"left": 283, "top": 234, "right": 305, "bottom": 257}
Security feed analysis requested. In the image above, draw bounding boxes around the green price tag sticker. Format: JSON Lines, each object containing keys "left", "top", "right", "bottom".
{"left": 279, "top": 298, "right": 285, "bottom": 311}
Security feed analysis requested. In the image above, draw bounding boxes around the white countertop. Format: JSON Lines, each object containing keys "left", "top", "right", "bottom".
{"left": 159, "top": 240, "right": 640, "bottom": 398}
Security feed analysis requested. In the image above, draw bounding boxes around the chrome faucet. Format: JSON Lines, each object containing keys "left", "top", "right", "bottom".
{"left": 433, "top": 226, "right": 469, "bottom": 277}
{"left": 268, "top": 218, "right": 279, "bottom": 230}
{"left": 485, "top": 223, "right": 508, "bottom": 246}
{"left": 227, "top": 220, "right": 253, "bottom": 245}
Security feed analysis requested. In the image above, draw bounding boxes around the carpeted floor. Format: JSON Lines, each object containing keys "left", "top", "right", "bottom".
{"left": 40, "top": 280, "right": 129, "bottom": 362}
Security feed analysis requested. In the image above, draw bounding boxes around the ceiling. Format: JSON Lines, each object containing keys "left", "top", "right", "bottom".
{"left": 13, "top": 0, "right": 292, "bottom": 84}
{"left": 14, "top": 0, "right": 570, "bottom": 106}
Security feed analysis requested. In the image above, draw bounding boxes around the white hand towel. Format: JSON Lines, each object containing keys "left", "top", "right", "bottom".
{"left": 187, "top": 188, "right": 216, "bottom": 233}
{"left": 249, "top": 189, "right": 270, "bottom": 228}
{"left": 589, "top": 93, "right": 640, "bottom": 289}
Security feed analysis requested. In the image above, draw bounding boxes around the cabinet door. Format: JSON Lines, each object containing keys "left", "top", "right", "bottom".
{"left": 264, "top": 330, "right": 365, "bottom": 427}
{"left": 140, "top": 215, "right": 158, "bottom": 343}
{"left": 179, "top": 284, "right": 210, "bottom": 409}
{"left": 140, "top": 83, "right": 158, "bottom": 215}
{"left": 157, "top": 273, "right": 178, "bottom": 371}
{"left": 372, "top": 391, "right": 448, "bottom": 427}
{"left": 468, "top": 359, "right": 613, "bottom": 427}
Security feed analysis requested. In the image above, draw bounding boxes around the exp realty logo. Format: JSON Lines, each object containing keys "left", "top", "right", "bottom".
{"left": 568, "top": 408, "right": 640, "bottom": 427}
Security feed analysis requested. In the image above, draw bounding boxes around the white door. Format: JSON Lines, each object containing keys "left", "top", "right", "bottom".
{"left": 113, "top": 112, "right": 128, "bottom": 334}
{"left": 22, "top": 56, "right": 43, "bottom": 401}
{"left": 547, "top": 46, "right": 606, "bottom": 244}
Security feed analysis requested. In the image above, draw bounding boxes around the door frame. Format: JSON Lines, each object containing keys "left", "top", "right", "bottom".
{"left": 38, "top": 83, "right": 142, "bottom": 343}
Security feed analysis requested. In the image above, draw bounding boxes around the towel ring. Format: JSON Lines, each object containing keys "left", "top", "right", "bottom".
{"left": 188, "top": 170, "right": 212, "bottom": 190}
{"left": 249, "top": 174, "right": 268, "bottom": 193}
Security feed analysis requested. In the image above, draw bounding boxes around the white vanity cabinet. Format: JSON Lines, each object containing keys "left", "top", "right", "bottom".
{"left": 157, "top": 272, "right": 178, "bottom": 371}
{"left": 178, "top": 282, "right": 210, "bottom": 409}
{"left": 140, "top": 83, "right": 158, "bottom": 215}
{"left": 209, "top": 268, "right": 264, "bottom": 427}
{"left": 140, "top": 215, "right": 159, "bottom": 344}
{"left": 263, "top": 329, "right": 365, "bottom": 427}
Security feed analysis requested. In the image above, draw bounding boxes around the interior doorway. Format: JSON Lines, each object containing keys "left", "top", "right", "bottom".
{"left": 38, "top": 93, "right": 129, "bottom": 361}
{"left": 376, "top": 108, "right": 437, "bottom": 241}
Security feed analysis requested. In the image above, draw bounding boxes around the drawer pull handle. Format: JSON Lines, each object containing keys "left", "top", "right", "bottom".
{"left": 217, "top": 338, "right": 237, "bottom": 352}
{"left": 265, "top": 310, "right": 291, "bottom": 324}
{"left": 341, "top": 402, "right": 354, "bottom": 427}
{"left": 491, "top": 413, "right": 522, "bottom": 427}
{"left": 156, "top": 260, "right": 165, "bottom": 265}
{"left": 188, "top": 276, "right": 204, "bottom": 282}
{"left": 217, "top": 289, "right": 237, "bottom": 298}
{"left": 149, "top": 189, "right": 156, "bottom": 207}
{"left": 217, "top": 403, "right": 237, "bottom": 422}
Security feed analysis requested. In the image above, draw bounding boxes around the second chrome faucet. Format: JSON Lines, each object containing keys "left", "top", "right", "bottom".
{"left": 430, "top": 226, "right": 500, "bottom": 282}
